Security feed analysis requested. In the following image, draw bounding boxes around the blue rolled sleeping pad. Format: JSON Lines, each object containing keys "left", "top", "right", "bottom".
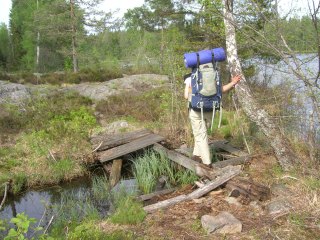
{"left": 184, "top": 47, "right": 226, "bottom": 68}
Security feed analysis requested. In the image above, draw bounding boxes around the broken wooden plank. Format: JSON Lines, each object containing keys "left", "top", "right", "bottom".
{"left": 98, "top": 134, "right": 164, "bottom": 163}
{"left": 154, "top": 143, "right": 226, "bottom": 179}
{"left": 143, "top": 166, "right": 241, "bottom": 213}
{"left": 187, "top": 166, "right": 241, "bottom": 199}
{"left": 225, "top": 178, "right": 271, "bottom": 201}
{"left": 143, "top": 195, "right": 188, "bottom": 213}
{"left": 212, "top": 155, "right": 252, "bottom": 168}
{"left": 91, "top": 129, "right": 151, "bottom": 151}
{"left": 153, "top": 143, "right": 197, "bottom": 172}
{"left": 110, "top": 159, "right": 123, "bottom": 187}
{"left": 136, "top": 188, "right": 176, "bottom": 202}
{"left": 210, "top": 140, "right": 247, "bottom": 157}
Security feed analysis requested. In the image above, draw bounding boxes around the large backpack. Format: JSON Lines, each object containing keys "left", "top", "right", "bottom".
{"left": 184, "top": 47, "right": 226, "bottom": 130}
{"left": 190, "top": 61, "right": 223, "bottom": 130}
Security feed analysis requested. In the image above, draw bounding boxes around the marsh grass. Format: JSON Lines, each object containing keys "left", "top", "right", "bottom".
{"left": 50, "top": 190, "right": 101, "bottom": 238}
{"left": 0, "top": 92, "right": 98, "bottom": 192}
{"left": 110, "top": 196, "right": 146, "bottom": 225}
{"left": 49, "top": 176, "right": 145, "bottom": 238}
{"left": 132, "top": 150, "right": 198, "bottom": 194}
{"left": 92, "top": 176, "right": 112, "bottom": 201}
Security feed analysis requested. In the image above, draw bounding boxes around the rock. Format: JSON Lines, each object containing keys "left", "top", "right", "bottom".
{"left": 249, "top": 201, "right": 264, "bottom": 215}
{"left": 0, "top": 80, "right": 31, "bottom": 104}
{"left": 209, "top": 189, "right": 224, "bottom": 196}
{"left": 201, "top": 212, "right": 242, "bottom": 234}
{"left": 229, "top": 189, "right": 240, "bottom": 198}
{"left": 225, "top": 197, "right": 241, "bottom": 206}
{"left": 112, "top": 179, "right": 140, "bottom": 195}
{"left": 193, "top": 198, "right": 206, "bottom": 204}
{"left": 267, "top": 198, "right": 292, "bottom": 215}
{"left": 105, "top": 120, "right": 129, "bottom": 133}
{"left": 271, "top": 183, "right": 292, "bottom": 197}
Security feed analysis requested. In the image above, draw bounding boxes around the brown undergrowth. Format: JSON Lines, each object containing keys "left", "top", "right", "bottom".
{"left": 98, "top": 155, "right": 320, "bottom": 239}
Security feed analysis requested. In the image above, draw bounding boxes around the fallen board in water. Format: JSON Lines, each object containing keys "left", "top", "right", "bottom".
{"left": 98, "top": 133, "right": 164, "bottom": 163}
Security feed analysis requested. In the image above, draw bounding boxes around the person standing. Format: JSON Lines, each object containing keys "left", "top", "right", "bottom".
{"left": 184, "top": 73, "right": 241, "bottom": 166}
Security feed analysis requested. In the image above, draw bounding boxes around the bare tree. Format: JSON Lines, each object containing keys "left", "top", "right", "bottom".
{"left": 223, "top": 0, "right": 298, "bottom": 170}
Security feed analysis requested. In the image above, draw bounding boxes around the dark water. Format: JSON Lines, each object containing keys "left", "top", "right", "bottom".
{"left": 0, "top": 176, "right": 139, "bottom": 227}
{"left": 0, "top": 177, "right": 93, "bottom": 224}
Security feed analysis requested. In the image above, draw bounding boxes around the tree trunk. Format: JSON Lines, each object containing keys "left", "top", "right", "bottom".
{"left": 70, "top": 0, "right": 78, "bottom": 73}
{"left": 36, "top": 0, "right": 40, "bottom": 72}
{"left": 223, "top": 0, "right": 298, "bottom": 171}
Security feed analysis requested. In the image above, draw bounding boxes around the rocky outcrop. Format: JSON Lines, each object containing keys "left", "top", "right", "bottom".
{"left": 65, "top": 74, "right": 169, "bottom": 101}
{"left": 0, "top": 81, "right": 31, "bottom": 104}
{"left": 0, "top": 74, "right": 169, "bottom": 105}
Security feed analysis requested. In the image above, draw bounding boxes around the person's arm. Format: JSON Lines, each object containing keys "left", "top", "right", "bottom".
{"left": 184, "top": 83, "right": 190, "bottom": 99}
{"left": 184, "top": 76, "right": 191, "bottom": 99}
{"left": 222, "top": 75, "right": 241, "bottom": 93}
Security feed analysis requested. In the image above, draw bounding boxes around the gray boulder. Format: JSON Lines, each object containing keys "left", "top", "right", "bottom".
{"left": 0, "top": 81, "right": 31, "bottom": 104}
{"left": 201, "top": 211, "right": 242, "bottom": 234}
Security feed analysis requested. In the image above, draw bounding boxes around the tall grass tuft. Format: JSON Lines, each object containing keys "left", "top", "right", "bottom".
{"left": 132, "top": 150, "right": 199, "bottom": 194}
{"left": 110, "top": 196, "right": 146, "bottom": 225}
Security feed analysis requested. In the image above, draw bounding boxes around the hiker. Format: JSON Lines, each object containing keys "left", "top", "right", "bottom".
{"left": 184, "top": 73, "right": 241, "bottom": 166}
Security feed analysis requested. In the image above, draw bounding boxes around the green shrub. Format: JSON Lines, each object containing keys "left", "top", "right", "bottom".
{"left": 50, "top": 159, "right": 75, "bottom": 180}
{"left": 110, "top": 196, "right": 146, "bottom": 225}
{"left": 68, "top": 222, "right": 135, "bottom": 240}
{"left": 12, "top": 172, "right": 27, "bottom": 194}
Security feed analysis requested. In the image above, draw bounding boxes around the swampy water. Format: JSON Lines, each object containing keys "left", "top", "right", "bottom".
{"left": 0, "top": 174, "right": 139, "bottom": 236}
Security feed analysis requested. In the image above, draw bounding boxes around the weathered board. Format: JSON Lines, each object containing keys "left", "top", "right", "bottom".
{"left": 98, "top": 133, "right": 164, "bottom": 163}
{"left": 143, "top": 166, "right": 241, "bottom": 213}
{"left": 91, "top": 129, "right": 151, "bottom": 151}
{"left": 212, "top": 155, "right": 252, "bottom": 168}
{"left": 210, "top": 140, "right": 247, "bottom": 157}
{"left": 154, "top": 143, "right": 248, "bottom": 179}
{"left": 136, "top": 188, "right": 177, "bottom": 202}
{"left": 109, "top": 159, "right": 123, "bottom": 187}
{"left": 153, "top": 143, "right": 198, "bottom": 172}
{"left": 225, "top": 178, "right": 271, "bottom": 201}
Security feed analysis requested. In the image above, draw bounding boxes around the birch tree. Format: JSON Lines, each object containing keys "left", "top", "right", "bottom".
{"left": 223, "top": 0, "right": 298, "bottom": 170}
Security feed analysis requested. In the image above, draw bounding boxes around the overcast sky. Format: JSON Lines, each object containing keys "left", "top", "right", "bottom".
{"left": 0, "top": 0, "right": 145, "bottom": 26}
{"left": 0, "top": 0, "right": 308, "bottom": 26}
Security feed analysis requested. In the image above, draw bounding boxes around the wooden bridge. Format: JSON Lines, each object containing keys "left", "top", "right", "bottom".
{"left": 90, "top": 129, "right": 270, "bottom": 212}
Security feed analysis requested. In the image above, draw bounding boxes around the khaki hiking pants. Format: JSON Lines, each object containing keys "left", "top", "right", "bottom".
{"left": 189, "top": 109, "right": 213, "bottom": 165}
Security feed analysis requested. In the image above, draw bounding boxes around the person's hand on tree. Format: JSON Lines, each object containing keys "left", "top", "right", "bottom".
{"left": 231, "top": 75, "right": 241, "bottom": 86}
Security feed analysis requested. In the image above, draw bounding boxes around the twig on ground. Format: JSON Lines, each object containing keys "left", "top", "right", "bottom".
{"left": 0, "top": 182, "right": 9, "bottom": 210}
{"left": 48, "top": 150, "right": 57, "bottom": 162}
{"left": 44, "top": 215, "right": 54, "bottom": 234}
{"left": 37, "top": 208, "right": 47, "bottom": 228}
{"left": 92, "top": 141, "right": 103, "bottom": 153}
{"left": 281, "top": 175, "right": 299, "bottom": 180}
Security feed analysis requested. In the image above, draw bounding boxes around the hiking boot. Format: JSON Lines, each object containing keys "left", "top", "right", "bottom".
{"left": 191, "top": 155, "right": 202, "bottom": 163}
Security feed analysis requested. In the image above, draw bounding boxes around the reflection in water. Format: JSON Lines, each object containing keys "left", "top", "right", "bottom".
{"left": 0, "top": 176, "right": 139, "bottom": 234}
{"left": 0, "top": 177, "right": 93, "bottom": 227}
